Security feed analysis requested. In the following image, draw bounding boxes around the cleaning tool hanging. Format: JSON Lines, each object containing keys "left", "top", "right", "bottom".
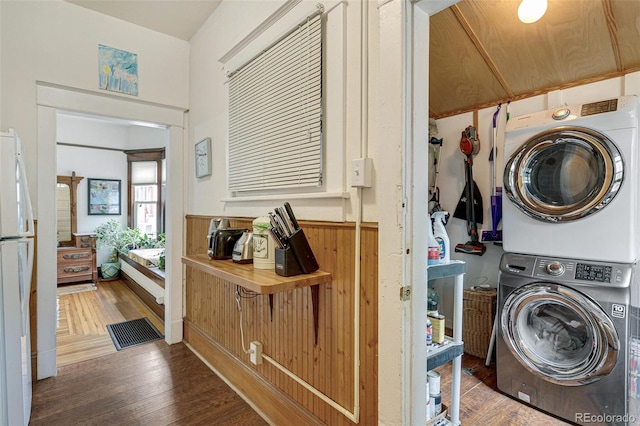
{"left": 482, "top": 104, "right": 503, "bottom": 243}
{"left": 428, "top": 118, "right": 443, "bottom": 214}
{"left": 454, "top": 126, "right": 486, "bottom": 256}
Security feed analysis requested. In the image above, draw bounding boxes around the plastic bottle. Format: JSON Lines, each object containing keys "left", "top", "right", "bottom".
{"left": 432, "top": 211, "right": 450, "bottom": 264}
{"left": 428, "top": 371, "right": 442, "bottom": 416}
{"left": 427, "top": 288, "right": 439, "bottom": 316}
{"left": 426, "top": 316, "right": 433, "bottom": 346}
{"left": 427, "top": 214, "right": 440, "bottom": 266}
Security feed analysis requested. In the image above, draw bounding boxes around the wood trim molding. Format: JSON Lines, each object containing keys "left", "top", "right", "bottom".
{"left": 185, "top": 214, "right": 379, "bottom": 229}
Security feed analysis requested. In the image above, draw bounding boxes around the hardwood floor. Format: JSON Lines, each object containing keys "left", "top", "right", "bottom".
{"left": 31, "top": 341, "right": 268, "bottom": 425}
{"left": 32, "top": 279, "right": 268, "bottom": 425}
{"left": 56, "top": 279, "right": 164, "bottom": 367}
{"left": 42, "top": 280, "right": 569, "bottom": 425}
{"left": 435, "top": 355, "right": 571, "bottom": 425}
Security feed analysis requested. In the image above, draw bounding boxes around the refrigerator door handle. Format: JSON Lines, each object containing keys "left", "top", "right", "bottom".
{"left": 16, "top": 150, "right": 34, "bottom": 238}
{"left": 20, "top": 239, "right": 34, "bottom": 334}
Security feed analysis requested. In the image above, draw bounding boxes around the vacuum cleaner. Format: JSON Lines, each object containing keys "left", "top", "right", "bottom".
{"left": 454, "top": 126, "right": 486, "bottom": 256}
{"left": 481, "top": 103, "right": 503, "bottom": 243}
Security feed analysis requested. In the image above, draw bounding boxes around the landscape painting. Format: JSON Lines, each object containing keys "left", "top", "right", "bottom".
{"left": 98, "top": 44, "right": 138, "bottom": 96}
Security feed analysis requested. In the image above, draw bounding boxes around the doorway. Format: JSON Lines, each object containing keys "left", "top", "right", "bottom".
{"left": 35, "top": 83, "right": 185, "bottom": 380}
{"left": 55, "top": 110, "right": 168, "bottom": 367}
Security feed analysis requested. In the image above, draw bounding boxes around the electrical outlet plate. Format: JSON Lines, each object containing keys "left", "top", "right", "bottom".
{"left": 250, "top": 341, "right": 263, "bottom": 365}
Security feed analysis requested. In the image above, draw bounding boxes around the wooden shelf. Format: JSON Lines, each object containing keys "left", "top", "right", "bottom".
{"left": 182, "top": 254, "right": 332, "bottom": 294}
{"left": 182, "top": 254, "right": 332, "bottom": 346}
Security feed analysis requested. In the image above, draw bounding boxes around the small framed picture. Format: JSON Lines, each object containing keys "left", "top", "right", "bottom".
{"left": 195, "top": 137, "right": 212, "bottom": 178}
{"left": 88, "top": 178, "right": 121, "bottom": 215}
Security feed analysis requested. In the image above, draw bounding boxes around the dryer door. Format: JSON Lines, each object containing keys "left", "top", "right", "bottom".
{"left": 504, "top": 126, "right": 623, "bottom": 222}
{"left": 501, "top": 282, "right": 619, "bottom": 386}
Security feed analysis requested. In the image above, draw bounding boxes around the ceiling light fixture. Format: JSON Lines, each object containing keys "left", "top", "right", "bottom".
{"left": 518, "top": 0, "right": 547, "bottom": 24}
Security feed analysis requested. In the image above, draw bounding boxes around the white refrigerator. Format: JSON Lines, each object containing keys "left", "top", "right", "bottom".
{"left": 0, "top": 129, "right": 35, "bottom": 426}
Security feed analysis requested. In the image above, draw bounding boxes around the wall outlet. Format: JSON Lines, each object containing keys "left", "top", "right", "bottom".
{"left": 351, "top": 157, "right": 373, "bottom": 188}
{"left": 250, "top": 341, "right": 263, "bottom": 365}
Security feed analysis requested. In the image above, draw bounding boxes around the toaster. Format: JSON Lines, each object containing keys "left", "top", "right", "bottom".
{"left": 208, "top": 227, "right": 247, "bottom": 260}
{"left": 232, "top": 231, "right": 253, "bottom": 264}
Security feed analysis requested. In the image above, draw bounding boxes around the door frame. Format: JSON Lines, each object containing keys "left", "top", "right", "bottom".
{"left": 399, "top": 0, "right": 458, "bottom": 424}
{"left": 35, "top": 82, "right": 186, "bottom": 379}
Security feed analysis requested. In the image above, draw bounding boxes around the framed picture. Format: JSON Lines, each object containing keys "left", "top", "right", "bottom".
{"left": 88, "top": 178, "right": 121, "bottom": 215}
{"left": 195, "top": 137, "right": 212, "bottom": 178}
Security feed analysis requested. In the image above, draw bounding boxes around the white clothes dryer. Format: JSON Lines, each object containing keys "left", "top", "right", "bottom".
{"left": 503, "top": 96, "right": 640, "bottom": 262}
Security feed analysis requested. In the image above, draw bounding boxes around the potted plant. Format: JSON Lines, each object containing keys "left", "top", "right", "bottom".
{"left": 94, "top": 219, "right": 125, "bottom": 280}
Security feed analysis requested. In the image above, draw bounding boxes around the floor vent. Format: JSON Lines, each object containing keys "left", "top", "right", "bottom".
{"left": 106, "top": 317, "right": 163, "bottom": 350}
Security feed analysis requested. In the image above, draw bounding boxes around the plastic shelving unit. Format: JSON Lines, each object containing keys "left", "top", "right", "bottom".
{"left": 427, "top": 260, "right": 465, "bottom": 425}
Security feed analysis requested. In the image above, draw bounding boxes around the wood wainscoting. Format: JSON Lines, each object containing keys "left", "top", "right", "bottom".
{"left": 184, "top": 216, "right": 378, "bottom": 425}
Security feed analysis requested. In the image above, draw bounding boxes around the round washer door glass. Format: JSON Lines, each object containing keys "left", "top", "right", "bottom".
{"left": 501, "top": 283, "right": 619, "bottom": 386}
{"left": 504, "top": 126, "right": 623, "bottom": 222}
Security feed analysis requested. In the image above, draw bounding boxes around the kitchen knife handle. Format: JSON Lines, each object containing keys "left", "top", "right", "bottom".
{"left": 284, "top": 202, "right": 300, "bottom": 230}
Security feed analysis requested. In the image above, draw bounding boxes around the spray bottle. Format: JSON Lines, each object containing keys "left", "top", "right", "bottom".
{"left": 432, "top": 211, "right": 450, "bottom": 264}
{"left": 427, "top": 214, "right": 440, "bottom": 266}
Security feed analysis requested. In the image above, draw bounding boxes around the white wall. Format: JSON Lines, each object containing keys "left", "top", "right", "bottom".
{"left": 0, "top": 0, "right": 189, "bottom": 212}
{"left": 56, "top": 113, "right": 169, "bottom": 264}
{"left": 1, "top": 1, "right": 189, "bottom": 378}
{"left": 188, "top": 0, "right": 378, "bottom": 223}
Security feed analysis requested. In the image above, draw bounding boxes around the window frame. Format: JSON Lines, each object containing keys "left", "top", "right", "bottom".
{"left": 125, "top": 148, "right": 165, "bottom": 238}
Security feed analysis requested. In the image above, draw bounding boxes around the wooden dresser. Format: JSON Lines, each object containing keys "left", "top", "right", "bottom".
{"left": 57, "top": 233, "right": 97, "bottom": 285}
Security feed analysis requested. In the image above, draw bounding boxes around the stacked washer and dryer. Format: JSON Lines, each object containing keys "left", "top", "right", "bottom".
{"left": 497, "top": 95, "right": 640, "bottom": 426}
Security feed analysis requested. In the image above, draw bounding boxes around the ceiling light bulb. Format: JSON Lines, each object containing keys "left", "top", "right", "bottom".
{"left": 518, "top": 0, "right": 547, "bottom": 24}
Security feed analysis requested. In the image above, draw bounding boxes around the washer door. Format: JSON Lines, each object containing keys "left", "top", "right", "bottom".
{"left": 501, "top": 283, "right": 619, "bottom": 386}
{"left": 504, "top": 126, "right": 624, "bottom": 222}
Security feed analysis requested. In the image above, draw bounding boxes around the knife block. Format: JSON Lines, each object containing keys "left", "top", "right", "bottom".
{"left": 274, "top": 228, "right": 319, "bottom": 276}
{"left": 287, "top": 228, "right": 319, "bottom": 274}
{"left": 275, "top": 247, "right": 303, "bottom": 277}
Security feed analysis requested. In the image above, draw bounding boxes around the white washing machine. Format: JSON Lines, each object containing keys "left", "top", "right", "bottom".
{"left": 497, "top": 253, "right": 636, "bottom": 425}
{"left": 502, "top": 95, "right": 640, "bottom": 262}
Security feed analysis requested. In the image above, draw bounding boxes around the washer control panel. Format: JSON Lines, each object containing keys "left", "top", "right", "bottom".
{"left": 500, "top": 253, "right": 632, "bottom": 287}
{"left": 575, "top": 263, "right": 612, "bottom": 283}
{"left": 545, "top": 261, "right": 565, "bottom": 276}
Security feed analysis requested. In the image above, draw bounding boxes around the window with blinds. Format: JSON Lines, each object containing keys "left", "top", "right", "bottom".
{"left": 228, "top": 12, "right": 323, "bottom": 192}
{"left": 126, "top": 149, "right": 165, "bottom": 239}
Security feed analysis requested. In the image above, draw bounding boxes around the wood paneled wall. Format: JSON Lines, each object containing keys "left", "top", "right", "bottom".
{"left": 184, "top": 216, "right": 378, "bottom": 425}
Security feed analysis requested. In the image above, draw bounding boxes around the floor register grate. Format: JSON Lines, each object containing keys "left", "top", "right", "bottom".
{"left": 106, "top": 317, "right": 163, "bottom": 350}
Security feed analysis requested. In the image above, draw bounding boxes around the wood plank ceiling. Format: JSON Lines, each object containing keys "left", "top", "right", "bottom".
{"left": 429, "top": 0, "right": 640, "bottom": 118}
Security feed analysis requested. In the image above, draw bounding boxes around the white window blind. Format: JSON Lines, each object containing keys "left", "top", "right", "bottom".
{"left": 131, "top": 161, "right": 157, "bottom": 185}
{"left": 228, "top": 12, "right": 323, "bottom": 192}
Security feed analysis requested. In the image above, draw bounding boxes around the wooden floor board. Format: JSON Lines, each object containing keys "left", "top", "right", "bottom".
{"left": 41, "top": 280, "right": 572, "bottom": 425}
{"left": 435, "top": 355, "right": 571, "bottom": 425}
{"left": 31, "top": 280, "right": 268, "bottom": 426}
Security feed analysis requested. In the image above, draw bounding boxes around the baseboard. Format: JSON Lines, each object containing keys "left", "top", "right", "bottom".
{"left": 183, "top": 320, "right": 325, "bottom": 426}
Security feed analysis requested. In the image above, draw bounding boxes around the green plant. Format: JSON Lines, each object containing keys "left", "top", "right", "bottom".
{"left": 158, "top": 251, "right": 165, "bottom": 270}
{"left": 94, "top": 219, "right": 123, "bottom": 263}
{"left": 95, "top": 220, "right": 166, "bottom": 262}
